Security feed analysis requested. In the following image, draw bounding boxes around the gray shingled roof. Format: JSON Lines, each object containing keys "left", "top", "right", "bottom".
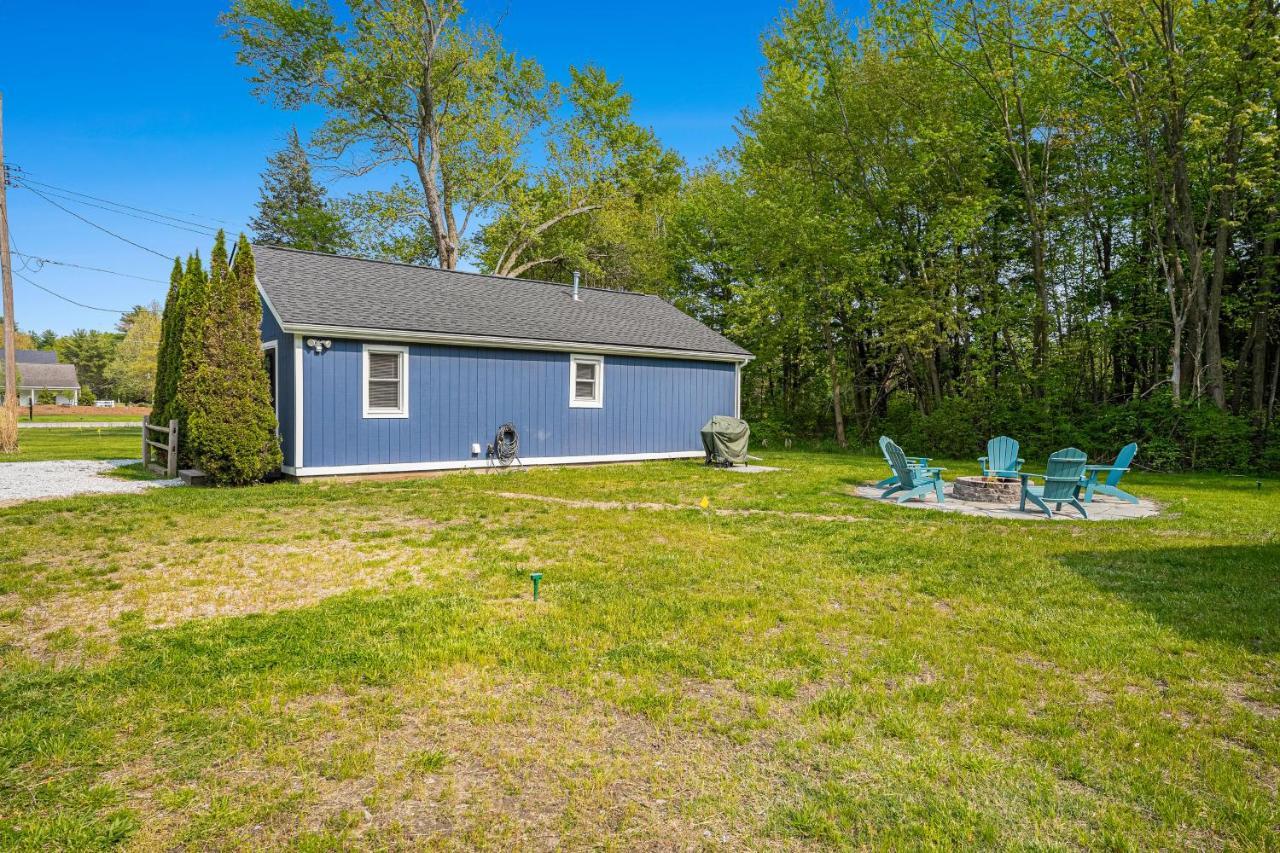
{"left": 12, "top": 362, "right": 79, "bottom": 389}
{"left": 253, "top": 245, "right": 750, "bottom": 358}
{"left": 0, "top": 349, "right": 59, "bottom": 364}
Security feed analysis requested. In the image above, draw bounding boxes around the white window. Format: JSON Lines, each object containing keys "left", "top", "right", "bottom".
{"left": 362, "top": 344, "right": 409, "bottom": 418}
{"left": 261, "top": 341, "right": 279, "bottom": 432}
{"left": 569, "top": 354, "right": 603, "bottom": 408}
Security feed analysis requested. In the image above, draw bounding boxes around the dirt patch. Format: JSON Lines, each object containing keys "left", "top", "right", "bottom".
{"left": 1221, "top": 681, "right": 1280, "bottom": 720}
{"left": 493, "top": 490, "right": 876, "bottom": 525}
{"left": 31, "top": 404, "right": 151, "bottom": 417}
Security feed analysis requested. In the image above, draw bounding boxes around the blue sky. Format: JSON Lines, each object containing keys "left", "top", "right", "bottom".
{"left": 2, "top": 0, "right": 864, "bottom": 334}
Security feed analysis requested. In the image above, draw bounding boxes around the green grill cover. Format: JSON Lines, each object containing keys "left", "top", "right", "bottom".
{"left": 700, "top": 416, "right": 750, "bottom": 465}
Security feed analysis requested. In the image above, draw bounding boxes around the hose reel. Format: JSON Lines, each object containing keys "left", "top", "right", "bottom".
{"left": 488, "top": 422, "right": 521, "bottom": 468}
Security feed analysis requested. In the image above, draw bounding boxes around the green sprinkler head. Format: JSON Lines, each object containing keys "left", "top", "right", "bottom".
{"left": 530, "top": 572, "right": 543, "bottom": 601}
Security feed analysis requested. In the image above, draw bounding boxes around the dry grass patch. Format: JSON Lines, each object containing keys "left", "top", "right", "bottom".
{"left": 0, "top": 505, "right": 489, "bottom": 663}
{"left": 107, "top": 668, "right": 784, "bottom": 850}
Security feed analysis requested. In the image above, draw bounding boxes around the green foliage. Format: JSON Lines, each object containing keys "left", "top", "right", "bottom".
{"left": 668, "top": 0, "right": 1280, "bottom": 463}
{"left": 224, "top": 1, "right": 680, "bottom": 281}
{"left": 338, "top": 180, "right": 438, "bottom": 265}
{"left": 54, "top": 330, "right": 121, "bottom": 399}
{"left": 878, "top": 390, "right": 1279, "bottom": 473}
{"left": 185, "top": 235, "right": 282, "bottom": 485}
{"left": 151, "top": 259, "right": 185, "bottom": 426}
{"left": 175, "top": 252, "right": 212, "bottom": 465}
{"left": 30, "top": 329, "right": 58, "bottom": 350}
{"left": 106, "top": 305, "right": 161, "bottom": 403}
{"left": 224, "top": 0, "right": 547, "bottom": 270}
{"left": 477, "top": 65, "right": 684, "bottom": 286}
{"left": 77, "top": 387, "right": 96, "bottom": 406}
{"left": 249, "top": 127, "right": 350, "bottom": 252}
{"left": 35, "top": 389, "right": 57, "bottom": 406}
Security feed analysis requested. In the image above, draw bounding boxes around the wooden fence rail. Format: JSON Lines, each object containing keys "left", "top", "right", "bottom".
{"left": 142, "top": 418, "right": 178, "bottom": 478}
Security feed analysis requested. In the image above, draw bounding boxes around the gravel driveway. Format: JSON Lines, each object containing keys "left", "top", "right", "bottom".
{"left": 0, "top": 460, "right": 183, "bottom": 504}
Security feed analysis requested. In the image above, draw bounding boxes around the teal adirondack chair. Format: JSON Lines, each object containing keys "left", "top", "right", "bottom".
{"left": 1018, "top": 448, "right": 1088, "bottom": 519}
{"left": 1081, "top": 442, "right": 1139, "bottom": 504}
{"left": 979, "top": 435, "right": 1024, "bottom": 479}
{"left": 875, "top": 435, "right": 932, "bottom": 488}
{"left": 880, "top": 438, "right": 946, "bottom": 504}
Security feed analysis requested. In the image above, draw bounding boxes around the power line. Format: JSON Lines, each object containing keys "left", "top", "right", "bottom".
{"left": 15, "top": 182, "right": 220, "bottom": 236}
{"left": 13, "top": 270, "right": 129, "bottom": 314}
{"left": 20, "top": 183, "right": 173, "bottom": 259}
{"left": 12, "top": 252, "right": 169, "bottom": 284}
{"left": 9, "top": 168, "right": 235, "bottom": 227}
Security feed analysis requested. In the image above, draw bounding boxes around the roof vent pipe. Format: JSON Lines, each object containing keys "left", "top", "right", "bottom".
{"left": 572, "top": 270, "right": 581, "bottom": 301}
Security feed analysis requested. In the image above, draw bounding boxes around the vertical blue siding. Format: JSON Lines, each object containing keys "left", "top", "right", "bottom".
{"left": 258, "top": 297, "right": 296, "bottom": 467}
{"left": 299, "top": 338, "right": 737, "bottom": 469}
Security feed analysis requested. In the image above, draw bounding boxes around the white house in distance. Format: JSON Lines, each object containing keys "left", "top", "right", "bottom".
{"left": 0, "top": 349, "right": 81, "bottom": 405}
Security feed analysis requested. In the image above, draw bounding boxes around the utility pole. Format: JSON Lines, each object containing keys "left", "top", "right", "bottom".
{"left": 0, "top": 91, "right": 19, "bottom": 453}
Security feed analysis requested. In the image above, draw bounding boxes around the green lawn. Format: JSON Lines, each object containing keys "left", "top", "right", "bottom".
{"left": 0, "top": 451, "right": 1276, "bottom": 848}
{"left": 0, "top": 428, "right": 142, "bottom": 463}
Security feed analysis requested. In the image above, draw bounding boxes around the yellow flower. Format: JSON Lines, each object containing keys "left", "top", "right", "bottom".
{"left": 699, "top": 496, "right": 710, "bottom": 510}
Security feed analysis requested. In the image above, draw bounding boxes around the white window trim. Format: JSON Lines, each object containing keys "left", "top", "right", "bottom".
{"left": 260, "top": 340, "right": 279, "bottom": 434}
{"left": 568, "top": 353, "right": 604, "bottom": 408}
{"left": 362, "top": 343, "right": 409, "bottom": 419}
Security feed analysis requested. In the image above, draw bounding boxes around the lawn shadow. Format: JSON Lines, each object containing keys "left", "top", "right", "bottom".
{"left": 1063, "top": 543, "right": 1280, "bottom": 654}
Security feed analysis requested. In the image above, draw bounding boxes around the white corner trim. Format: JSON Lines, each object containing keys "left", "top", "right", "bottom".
{"left": 293, "top": 334, "right": 304, "bottom": 469}
{"left": 734, "top": 362, "right": 741, "bottom": 418}
{"left": 289, "top": 450, "right": 703, "bottom": 478}
{"left": 568, "top": 353, "right": 604, "bottom": 409}
{"left": 280, "top": 321, "right": 752, "bottom": 364}
{"left": 362, "top": 343, "right": 409, "bottom": 419}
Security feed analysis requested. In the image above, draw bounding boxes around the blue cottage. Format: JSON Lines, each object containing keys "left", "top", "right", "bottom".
{"left": 254, "top": 246, "right": 752, "bottom": 477}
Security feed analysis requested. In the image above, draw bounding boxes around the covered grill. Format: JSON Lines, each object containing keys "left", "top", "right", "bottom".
{"left": 700, "top": 416, "right": 751, "bottom": 467}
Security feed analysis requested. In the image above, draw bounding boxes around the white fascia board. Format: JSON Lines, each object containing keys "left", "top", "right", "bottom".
{"left": 278, "top": 321, "right": 753, "bottom": 364}
{"left": 255, "top": 277, "right": 287, "bottom": 332}
{"left": 290, "top": 450, "right": 704, "bottom": 478}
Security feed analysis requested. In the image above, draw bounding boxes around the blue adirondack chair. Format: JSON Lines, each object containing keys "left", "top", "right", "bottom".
{"left": 979, "top": 435, "right": 1024, "bottom": 479}
{"left": 1081, "top": 442, "right": 1139, "bottom": 504}
{"left": 880, "top": 438, "right": 946, "bottom": 504}
{"left": 1018, "top": 448, "right": 1088, "bottom": 519}
{"left": 875, "top": 435, "right": 932, "bottom": 488}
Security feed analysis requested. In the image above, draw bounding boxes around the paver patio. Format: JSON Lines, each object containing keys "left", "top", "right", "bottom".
{"left": 851, "top": 483, "right": 1160, "bottom": 520}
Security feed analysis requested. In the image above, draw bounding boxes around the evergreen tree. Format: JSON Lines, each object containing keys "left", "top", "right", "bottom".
{"left": 55, "top": 330, "right": 121, "bottom": 399}
{"left": 151, "top": 258, "right": 184, "bottom": 425}
{"left": 175, "top": 248, "right": 212, "bottom": 465}
{"left": 249, "top": 128, "right": 349, "bottom": 252}
{"left": 186, "top": 235, "right": 281, "bottom": 484}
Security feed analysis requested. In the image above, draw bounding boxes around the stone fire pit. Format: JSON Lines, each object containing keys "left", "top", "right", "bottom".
{"left": 953, "top": 475, "right": 1021, "bottom": 503}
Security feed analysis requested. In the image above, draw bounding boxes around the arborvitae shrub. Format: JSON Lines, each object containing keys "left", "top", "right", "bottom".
{"left": 185, "top": 234, "right": 281, "bottom": 484}
{"left": 174, "top": 250, "right": 211, "bottom": 466}
{"left": 151, "top": 258, "right": 184, "bottom": 467}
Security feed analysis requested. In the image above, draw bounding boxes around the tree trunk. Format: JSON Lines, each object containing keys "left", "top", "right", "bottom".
{"left": 823, "top": 320, "right": 846, "bottom": 448}
{"left": 1255, "top": 228, "right": 1277, "bottom": 412}
{"left": 1164, "top": 223, "right": 1187, "bottom": 404}
{"left": 1269, "top": 338, "right": 1280, "bottom": 427}
{"left": 1205, "top": 120, "right": 1245, "bottom": 409}
{"left": 1029, "top": 224, "right": 1050, "bottom": 376}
